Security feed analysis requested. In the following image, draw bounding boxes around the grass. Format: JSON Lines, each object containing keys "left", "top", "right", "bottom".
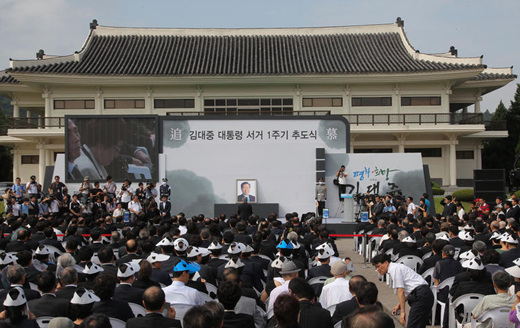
{"left": 434, "top": 196, "right": 471, "bottom": 215}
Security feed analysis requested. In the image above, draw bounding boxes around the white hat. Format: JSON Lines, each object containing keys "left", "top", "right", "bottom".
{"left": 402, "top": 236, "right": 416, "bottom": 243}
{"left": 147, "top": 252, "right": 169, "bottom": 263}
{"left": 459, "top": 250, "right": 479, "bottom": 261}
{"left": 271, "top": 257, "right": 286, "bottom": 269}
{"left": 243, "top": 244, "right": 254, "bottom": 253}
{"left": 198, "top": 247, "right": 211, "bottom": 257}
{"left": 3, "top": 287, "right": 26, "bottom": 307}
{"left": 437, "top": 234, "right": 449, "bottom": 241}
{"left": 462, "top": 258, "right": 485, "bottom": 270}
{"left": 173, "top": 238, "right": 189, "bottom": 252}
{"left": 315, "top": 242, "right": 333, "bottom": 251}
{"left": 70, "top": 287, "right": 100, "bottom": 305}
{"left": 463, "top": 225, "right": 474, "bottom": 231}
{"left": 83, "top": 262, "right": 104, "bottom": 275}
{"left": 317, "top": 245, "right": 334, "bottom": 259}
{"left": 117, "top": 262, "right": 140, "bottom": 278}
{"left": 156, "top": 237, "right": 175, "bottom": 247}
{"left": 225, "top": 258, "right": 245, "bottom": 269}
{"left": 506, "top": 265, "right": 520, "bottom": 278}
{"left": 490, "top": 231, "right": 502, "bottom": 241}
{"left": 290, "top": 241, "right": 301, "bottom": 250}
{"left": 187, "top": 247, "right": 203, "bottom": 258}
{"left": 227, "top": 242, "right": 246, "bottom": 255}
{"left": 35, "top": 245, "right": 52, "bottom": 255}
{"left": 459, "top": 231, "right": 475, "bottom": 242}
{"left": 208, "top": 241, "right": 223, "bottom": 250}
{"left": 0, "top": 253, "right": 17, "bottom": 265}
{"left": 501, "top": 233, "right": 518, "bottom": 244}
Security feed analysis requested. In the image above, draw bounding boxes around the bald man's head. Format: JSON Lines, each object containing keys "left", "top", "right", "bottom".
{"left": 143, "top": 286, "right": 165, "bottom": 312}
{"left": 126, "top": 239, "right": 137, "bottom": 253}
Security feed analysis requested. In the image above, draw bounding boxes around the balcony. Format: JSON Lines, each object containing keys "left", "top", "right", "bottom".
{"left": 0, "top": 113, "right": 506, "bottom": 136}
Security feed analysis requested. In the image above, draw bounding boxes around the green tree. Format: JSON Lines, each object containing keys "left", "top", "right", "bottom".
{"left": 482, "top": 84, "right": 520, "bottom": 182}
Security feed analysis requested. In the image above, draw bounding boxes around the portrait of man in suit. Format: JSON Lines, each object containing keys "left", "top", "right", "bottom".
{"left": 237, "top": 180, "right": 257, "bottom": 203}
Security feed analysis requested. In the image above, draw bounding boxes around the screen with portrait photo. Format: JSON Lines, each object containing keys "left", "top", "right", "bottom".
{"left": 65, "top": 116, "right": 158, "bottom": 182}
{"left": 236, "top": 179, "right": 257, "bottom": 203}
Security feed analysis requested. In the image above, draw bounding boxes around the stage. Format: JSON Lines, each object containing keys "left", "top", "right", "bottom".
{"left": 322, "top": 217, "right": 359, "bottom": 236}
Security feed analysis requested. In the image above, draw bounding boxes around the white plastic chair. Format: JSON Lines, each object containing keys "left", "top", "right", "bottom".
{"left": 334, "top": 321, "right": 342, "bottom": 328}
{"left": 308, "top": 276, "right": 329, "bottom": 285}
{"left": 29, "top": 282, "right": 39, "bottom": 291}
{"left": 199, "top": 291, "right": 213, "bottom": 303}
{"left": 108, "top": 317, "right": 126, "bottom": 328}
{"left": 422, "top": 251, "right": 433, "bottom": 260}
{"left": 431, "top": 276, "right": 455, "bottom": 326}
{"left": 36, "top": 316, "right": 53, "bottom": 328}
{"left": 396, "top": 255, "right": 423, "bottom": 272}
{"left": 171, "top": 303, "right": 194, "bottom": 323}
{"left": 128, "top": 303, "right": 146, "bottom": 317}
{"left": 449, "top": 293, "right": 484, "bottom": 328}
{"left": 205, "top": 282, "right": 217, "bottom": 297}
{"left": 420, "top": 267, "right": 435, "bottom": 288}
{"left": 475, "top": 306, "right": 514, "bottom": 328}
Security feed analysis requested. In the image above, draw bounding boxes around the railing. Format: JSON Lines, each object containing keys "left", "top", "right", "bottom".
{"left": 0, "top": 113, "right": 506, "bottom": 136}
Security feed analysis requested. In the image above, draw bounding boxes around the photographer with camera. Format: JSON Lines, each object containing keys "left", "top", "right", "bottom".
{"left": 103, "top": 175, "right": 117, "bottom": 201}
{"left": 26, "top": 175, "right": 42, "bottom": 200}
{"left": 78, "top": 176, "right": 92, "bottom": 204}
{"left": 145, "top": 181, "right": 158, "bottom": 200}
{"left": 119, "top": 179, "right": 134, "bottom": 209}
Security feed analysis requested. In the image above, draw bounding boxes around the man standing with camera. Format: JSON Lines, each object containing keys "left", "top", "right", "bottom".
{"left": 26, "top": 175, "right": 42, "bottom": 200}
{"left": 119, "top": 179, "right": 133, "bottom": 209}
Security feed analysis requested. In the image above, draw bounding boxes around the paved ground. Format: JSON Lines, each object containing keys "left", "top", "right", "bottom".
{"left": 335, "top": 238, "right": 439, "bottom": 328}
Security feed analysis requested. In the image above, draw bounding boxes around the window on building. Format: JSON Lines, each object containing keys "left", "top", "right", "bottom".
{"left": 456, "top": 150, "right": 474, "bottom": 159}
{"left": 21, "top": 155, "right": 39, "bottom": 164}
{"left": 351, "top": 97, "right": 392, "bottom": 107}
{"left": 401, "top": 97, "right": 441, "bottom": 106}
{"left": 154, "top": 99, "right": 195, "bottom": 109}
{"left": 302, "top": 98, "right": 343, "bottom": 107}
{"left": 405, "top": 148, "right": 442, "bottom": 157}
{"left": 54, "top": 100, "right": 95, "bottom": 110}
{"left": 104, "top": 99, "right": 145, "bottom": 109}
{"left": 204, "top": 98, "right": 293, "bottom": 114}
{"left": 354, "top": 148, "right": 393, "bottom": 153}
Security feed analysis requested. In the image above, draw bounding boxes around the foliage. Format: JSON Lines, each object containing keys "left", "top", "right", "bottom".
{"left": 483, "top": 84, "right": 520, "bottom": 180}
{"left": 0, "top": 99, "right": 12, "bottom": 181}
{"left": 431, "top": 180, "right": 441, "bottom": 188}
{"left": 452, "top": 189, "right": 474, "bottom": 201}
{"left": 432, "top": 187, "right": 445, "bottom": 195}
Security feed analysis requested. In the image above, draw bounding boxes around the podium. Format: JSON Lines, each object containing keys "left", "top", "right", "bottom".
{"left": 342, "top": 194, "right": 355, "bottom": 222}
{"left": 214, "top": 203, "right": 279, "bottom": 218}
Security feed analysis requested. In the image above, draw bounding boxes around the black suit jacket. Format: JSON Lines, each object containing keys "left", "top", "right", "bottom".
{"left": 55, "top": 285, "right": 77, "bottom": 301}
{"left": 238, "top": 202, "right": 253, "bottom": 221}
{"left": 92, "top": 299, "right": 134, "bottom": 321}
{"left": 223, "top": 311, "right": 255, "bottom": 328}
{"left": 115, "top": 253, "right": 142, "bottom": 267}
{"left": 332, "top": 299, "right": 383, "bottom": 325}
{"left": 113, "top": 283, "right": 144, "bottom": 305}
{"left": 5, "top": 240, "right": 32, "bottom": 253}
{"left": 299, "top": 300, "right": 333, "bottom": 328}
{"left": 126, "top": 312, "right": 181, "bottom": 328}
{"left": 28, "top": 294, "right": 70, "bottom": 318}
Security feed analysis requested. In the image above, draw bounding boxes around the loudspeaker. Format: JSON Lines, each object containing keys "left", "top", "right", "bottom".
{"left": 473, "top": 169, "right": 505, "bottom": 205}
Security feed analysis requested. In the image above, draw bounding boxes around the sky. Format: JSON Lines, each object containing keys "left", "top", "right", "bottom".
{"left": 1, "top": 0, "right": 518, "bottom": 112}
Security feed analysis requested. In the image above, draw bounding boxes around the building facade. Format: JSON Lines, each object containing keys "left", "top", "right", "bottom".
{"left": 0, "top": 18, "right": 515, "bottom": 186}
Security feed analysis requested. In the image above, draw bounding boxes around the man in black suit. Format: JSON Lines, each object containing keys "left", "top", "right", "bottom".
{"left": 289, "top": 277, "right": 333, "bottom": 328}
{"left": 218, "top": 281, "right": 255, "bottom": 328}
{"left": 332, "top": 275, "right": 367, "bottom": 325}
{"left": 39, "top": 226, "right": 66, "bottom": 252}
{"left": 440, "top": 195, "right": 457, "bottom": 220}
{"left": 237, "top": 181, "right": 255, "bottom": 203}
{"left": 126, "top": 286, "right": 181, "bottom": 328}
{"left": 0, "top": 264, "right": 40, "bottom": 311}
{"left": 28, "top": 271, "right": 70, "bottom": 317}
{"left": 98, "top": 246, "right": 117, "bottom": 277}
{"left": 91, "top": 273, "right": 134, "bottom": 321}
{"left": 5, "top": 228, "right": 32, "bottom": 253}
{"left": 114, "top": 262, "right": 144, "bottom": 305}
{"left": 159, "top": 195, "right": 172, "bottom": 220}
{"left": 238, "top": 198, "right": 253, "bottom": 222}
{"left": 56, "top": 267, "right": 78, "bottom": 301}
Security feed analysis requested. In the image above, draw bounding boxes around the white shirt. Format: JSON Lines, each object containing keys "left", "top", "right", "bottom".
{"left": 267, "top": 280, "right": 290, "bottom": 318}
{"left": 128, "top": 201, "right": 142, "bottom": 214}
{"left": 319, "top": 277, "right": 353, "bottom": 309}
{"left": 458, "top": 208, "right": 466, "bottom": 218}
{"left": 113, "top": 208, "right": 124, "bottom": 218}
{"left": 162, "top": 280, "right": 204, "bottom": 306}
{"left": 387, "top": 262, "right": 427, "bottom": 297}
{"left": 26, "top": 181, "right": 39, "bottom": 194}
{"left": 120, "top": 186, "right": 134, "bottom": 203}
{"left": 407, "top": 202, "right": 417, "bottom": 215}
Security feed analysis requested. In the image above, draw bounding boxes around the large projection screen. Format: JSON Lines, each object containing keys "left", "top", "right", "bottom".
{"left": 65, "top": 116, "right": 159, "bottom": 182}
{"left": 161, "top": 117, "right": 348, "bottom": 217}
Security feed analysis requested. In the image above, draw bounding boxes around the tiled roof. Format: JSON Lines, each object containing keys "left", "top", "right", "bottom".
{"left": 0, "top": 74, "right": 19, "bottom": 84}
{"left": 8, "top": 33, "right": 483, "bottom": 76}
{"left": 471, "top": 72, "right": 517, "bottom": 81}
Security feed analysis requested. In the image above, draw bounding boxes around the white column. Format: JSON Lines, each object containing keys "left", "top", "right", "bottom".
{"left": 343, "top": 85, "right": 350, "bottom": 115}
{"left": 12, "top": 100, "right": 19, "bottom": 118}
{"left": 11, "top": 147, "right": 19, "bottom": 181}
{"left": 146, "top": 87, "right": 154, "bottom": 114}
{"left": 474, "top": 92, "right": 482, "bottom": 113}
{"left": 43, "top": 89, "right": 52, "bottom": 127}
{"left": 476, "top": 143, "right": 483, "bottom": 170}
{"left": 196, "top": 86, "right": 204, "bottom": 112}
{"left": 449, "top": 135, "right": 458, "bottom": 186}
{"left": 294, "top": 85, "right": 302, "bottom": 112}
{"left": 26, "top": 110, "right": 32, "bottom": 118}
{"left": 350, "top": 135, "right": 356, "bottom": 153}
{"left": 96, "top": 87, "right": 103, "bottom": 114}
{"left": 37, "top": 142, "right": 46, "bottom": 182}
{"left": 396, "top": 134, "right": 406, "bottom": 153}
